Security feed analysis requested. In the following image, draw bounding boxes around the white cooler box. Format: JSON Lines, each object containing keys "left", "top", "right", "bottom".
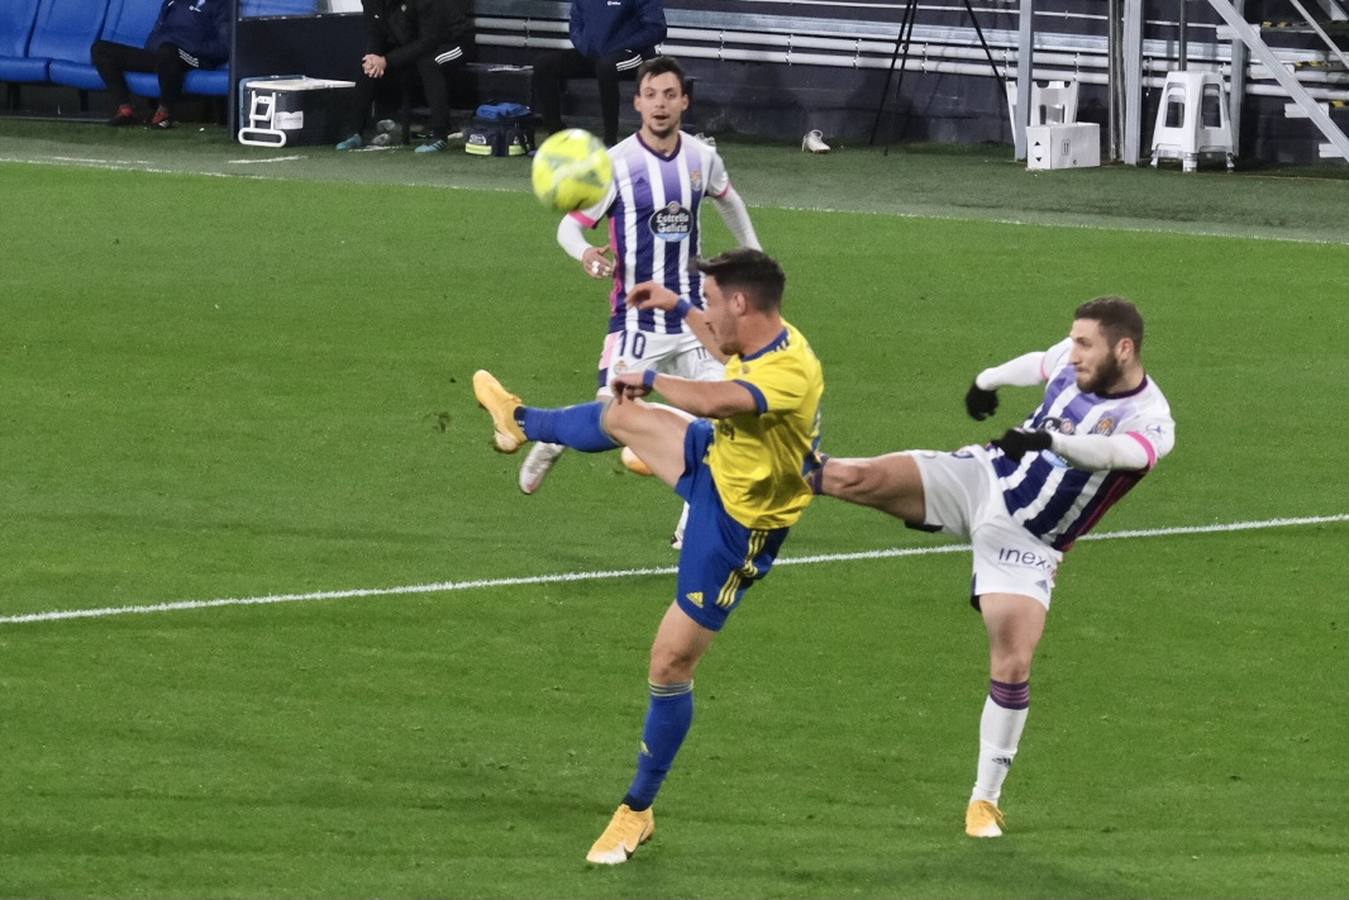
{"left": 238, "top": 77, "right": 356, "bottom": 147}
{"left": 1026, "top": 122, "right": 1101, "bottom": 170}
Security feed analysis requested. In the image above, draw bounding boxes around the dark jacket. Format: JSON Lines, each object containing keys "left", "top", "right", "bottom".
{"left": 569, "top": 0, "right": 665, "bottom": 59}
{"left": 145, "top": 0, "right": 230, "bottom": 67}
{"left": 363, "top": 0, "right": 473, "bottom": 69}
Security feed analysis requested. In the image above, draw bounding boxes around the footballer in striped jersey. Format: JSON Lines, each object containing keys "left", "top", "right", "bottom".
{"left": 819, "top": 296, "right": 1175, "bottom": 839}
{"left": 519, "top": 56, "right": 763, "bottom": 551}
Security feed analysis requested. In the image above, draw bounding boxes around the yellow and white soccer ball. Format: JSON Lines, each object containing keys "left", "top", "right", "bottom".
{"left": 531, "top": 129, "right": 613, "bottom": 212}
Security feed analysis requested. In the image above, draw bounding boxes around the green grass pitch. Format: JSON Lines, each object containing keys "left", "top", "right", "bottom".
{"left": 0, "top": 130, "right": 1347, "bottom": 899}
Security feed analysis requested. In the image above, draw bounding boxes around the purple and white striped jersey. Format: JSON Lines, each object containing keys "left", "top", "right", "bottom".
{"left": 992, "top": 338, "right": 1176, "bottom": 551}
{"left": 569, "top": 131, "right": 730, "bottom": 335}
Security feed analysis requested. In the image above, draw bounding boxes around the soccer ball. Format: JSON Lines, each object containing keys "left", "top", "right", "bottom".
{"left": 531, "top": 129, "right": 613, "bottom": 212}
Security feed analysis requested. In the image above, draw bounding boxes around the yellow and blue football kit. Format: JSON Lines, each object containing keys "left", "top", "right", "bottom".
{"left": 675, "top": 320, "right": 824, "bottom": 630}
{"left": 475, "top": 312, "right": 825, "bottom": 852}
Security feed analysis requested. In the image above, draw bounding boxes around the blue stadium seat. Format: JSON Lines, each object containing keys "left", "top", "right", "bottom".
{"left": 14, "top": 0, "right": 111, "bottom": 84}
{"left": 126, "top": 65, "right": 229, "bottom": 97}
{"left": 185, "top": 67, "right": 229, "bottom": 95}
{"left": 0, "top": 0, "right": 45, "bottom": 83}
{"left": 49, "top": 0, "right": 161, "bottom": 90}
{"left": 240, "top": 0, "right": 320, "bottom": 16}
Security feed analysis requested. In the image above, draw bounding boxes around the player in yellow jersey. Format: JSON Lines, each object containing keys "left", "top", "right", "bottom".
{"left": 472, "top": 248, "right": 823, "bottom": 864}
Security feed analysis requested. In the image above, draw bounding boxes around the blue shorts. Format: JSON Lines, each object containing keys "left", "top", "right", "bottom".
{"left": 674, "top": 419, "right": 790, "bottom": 631}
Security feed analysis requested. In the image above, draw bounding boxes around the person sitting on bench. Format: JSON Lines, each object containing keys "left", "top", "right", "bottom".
{"left": 335, "top": 0, "right": 475, "bottom": 154}
{"left": 91, "top": 0, "right": 230, "bottom": 130}
{"left": 532, "top": 0, "right": 666, "bottom": 147}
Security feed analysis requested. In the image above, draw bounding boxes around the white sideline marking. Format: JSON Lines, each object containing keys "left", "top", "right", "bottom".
{"left": 1, "top": 514, "right": 1344, "bottom": 627}
{"left": 226, "top": 155, "right": 306, "bottom": 164}
{"left": 0, "top": 156, "right": 267, "bottom": 180}
{"left": 3, "top": 155, "right": 1347, "bottom": 246}
{"left": 50, "top": 155, "right": 152, "bottom": 165}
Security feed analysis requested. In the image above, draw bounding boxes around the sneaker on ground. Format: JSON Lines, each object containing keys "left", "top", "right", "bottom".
{"left": 965, "top": 800, "right": 1005, "bottom": 838}
{"left": 149, "top": 109, "right": 174, "bottom": 129}
{"left": 519, "top": 442, "right": 565, "bottom": 494}
{"left": 107, "top": 104, "right": 139, "bottom": 126}
{"left": 585, "top": 804, "right": 654, "bottom": 865}
{"left": 335, "top": 133, "right": 363, "bottom": 150}
{"left": 472, "top": 370, "right": 527, "bottom": 453}
{"left": 368, "top": 132, "right": 394, "bottom": 147}
{"left": 415, "top": 138, "right": 449, "bottom": 153}
{"left": 801, "top": 129, "right": 830, "bottom": 153}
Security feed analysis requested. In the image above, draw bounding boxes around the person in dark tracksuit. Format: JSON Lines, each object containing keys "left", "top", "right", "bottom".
{"left": 335, "top": 0, "right": 474, "bottom": 153}
{"left": 532, "top": 0, "right": 666, "bottom": 146}
{"left": 91, "top": 0, "right": 229, "bottom": 129}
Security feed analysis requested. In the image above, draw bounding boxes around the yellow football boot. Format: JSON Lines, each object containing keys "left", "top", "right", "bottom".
{"left": 585, "top": 803, "right": 655, "bottom": 864}
{"left": 472, "top": 370, "right": 527, "bottom": 453}
{"left": 965, "top": 800, "right": 1005, "bottom": 838}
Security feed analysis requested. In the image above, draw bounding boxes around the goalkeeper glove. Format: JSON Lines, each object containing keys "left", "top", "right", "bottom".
{"left": 965, "top": 382, "right": 999, "bottom": 421}
{"left": 992, "top": 428, "right": 1052, "bottom": 459}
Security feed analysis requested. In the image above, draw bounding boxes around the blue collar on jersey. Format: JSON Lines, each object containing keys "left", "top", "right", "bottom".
{"left": 636, "top": 131, "right": 682, "bottom": 161}
{"left": 741, "top": 327, "right": 789, "bottom": 362}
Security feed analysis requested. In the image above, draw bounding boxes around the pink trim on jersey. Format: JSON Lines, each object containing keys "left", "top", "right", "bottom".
{"left": 712, "top": 179, "right": 732, "bottom": 199}
{"left": 1126, "top": 431, "right": 1158, "bottom": 468}
{"left": 1039, "top": 355, "right": 1050, "bottom": 380}
{"left": 570, "top": 210, "right": 599, "bottom": 228}
{"left": 608, "top": 215, "right": 622, "bottom": 314}
{"left": 598, "top": 331, "right": 620, "bottom": 369}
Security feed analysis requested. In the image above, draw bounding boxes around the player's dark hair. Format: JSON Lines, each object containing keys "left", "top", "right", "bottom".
{"left": 695, "top": 249, "right": 786, "bottom": 312}
{"left": 636, "top": 56, "right": 687, "bottom": 95}
{"left": 1075, "top": 296, "right": 1145, "bottom": 353}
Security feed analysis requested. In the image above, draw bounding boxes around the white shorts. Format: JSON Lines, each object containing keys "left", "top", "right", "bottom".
{"left": 909, "top": 445, "right": 1062, "bottom": 610}
{"left": 596, "top": 329, "right": 723, "bottom": 394}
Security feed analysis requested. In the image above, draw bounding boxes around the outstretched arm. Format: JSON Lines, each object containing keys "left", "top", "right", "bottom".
{"left": 1051, "top": 433, "right": 1152, "bottom": 470}
{"left": 613, "top": 369, "right": 758, "bottom": 419}
{"left": 607, "top": 284, "right": 751, "bottom": 415}
{"left": 975, "top": 350, "right": 1049, "bottom": 390}
{"left": 965, "top": 338, "right": 1071, "bottom": 420}
{"left": 993, "top": 429, "right": 1150, "bottom": 470}
{"left": 624, "top": 281, "right": 727, "bottom": 363}
{"left": 710, "top": 187, "right": 761, "bottom": 250}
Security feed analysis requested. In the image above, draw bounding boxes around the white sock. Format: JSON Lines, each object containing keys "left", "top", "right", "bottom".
{"left": 970, "top": 694, "right": 1029, "bottom": 805}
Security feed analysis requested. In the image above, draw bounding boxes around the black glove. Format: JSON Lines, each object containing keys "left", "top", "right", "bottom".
{"left": 991, "top": 428, "right": 1052, "bottom": 459}
{"left": 965, "top": 382, "right": 999, "bottom": 421}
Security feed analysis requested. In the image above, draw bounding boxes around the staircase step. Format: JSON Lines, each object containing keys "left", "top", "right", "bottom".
{"left": 1284, "top": 101, "right": 1326, "bottom": 117}
{"left": 1285, "top": 100, "right": 1349, "bottom": 118}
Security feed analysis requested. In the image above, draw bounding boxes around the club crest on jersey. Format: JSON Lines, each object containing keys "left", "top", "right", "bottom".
{"left": 1044, "top": 416, "right": 1075, "bottom": 435}
{"left": 649, "top": 202, "right": 692, "bottom": 242}
{"left": 1089, "top": 416, "right": 1116, "bottom": 435}
{"left": 690, "top": 169, "right": 703, "bottom": 191}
